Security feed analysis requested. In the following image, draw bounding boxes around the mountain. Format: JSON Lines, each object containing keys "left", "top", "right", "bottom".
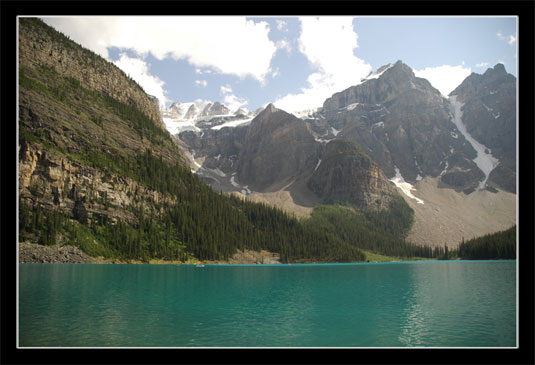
{"left": 18, "top": 18, "right": 378, "bottom": 264}
{"left": 448, "top": 63, "right": 516, "bottom": 193}
{"left": 161, "top": 100, "right": 256, "bottom": 135}
{"left": 236, "top": 104, "right": 320, "bottom": 192}
{"left": 171, "top": 60, "right": 516, "bottom": 248}
{"left": 309, "top": 60, "right": 485, "bottom": 194}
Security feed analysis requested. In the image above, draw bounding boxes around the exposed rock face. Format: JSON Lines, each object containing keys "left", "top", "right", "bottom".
{"left": 449, "top": 64, "right": 516, "bottom": 193}
{"left": 180, "top": 125, "right": 248, "bottom": 176}
{"left": 308, "top": 139, "right": 396, "bottom": 208}
{"left": 19, "top": 18, "right": 164, "bottom": 129}
{"left": 306, "top": 60, "right": 486, "bottom": 193}
{"left": 19, "top": 142, "right": 177, "bottom": 226}
{"left": 236, "top": 104, "right": 321, "bottom": 192}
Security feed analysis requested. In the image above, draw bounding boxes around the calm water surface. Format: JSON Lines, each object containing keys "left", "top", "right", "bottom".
{"left": 18, "top": 261, "right": 516, "bottom": 347}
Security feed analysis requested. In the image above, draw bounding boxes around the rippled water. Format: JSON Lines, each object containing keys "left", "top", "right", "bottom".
{"left": 18, "top": 261, "right": 516, "bottom": 347}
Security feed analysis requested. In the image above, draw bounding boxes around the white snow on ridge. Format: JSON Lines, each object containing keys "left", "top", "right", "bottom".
{"left": 389, "top": 167, "right": 424, "bottom": 204}
{"left": 449, "top": 95, "right": 500, "bottom": 189}
{"left": 362, "top": 63, "right": 394, "bottom": 82}
{"left": 372, "top": 122, "right": 384, "bottom": 129}
{"left": 314, "top": 158, "right": 322, "bottom": 172}
{"left": 162, "top": 117, "right": 200, "bottom": 135}
{"left": 211, "top": 118, "right": 253, "bottom": 130}
{"left": 346, "top": 103, "right": 359, "bottom": 111}
{"left": 331, "top": 127, "right": 341, "bottom": 136}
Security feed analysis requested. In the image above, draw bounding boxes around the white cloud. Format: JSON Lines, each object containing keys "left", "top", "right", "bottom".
{"left": 113, "top": 53, "right": 168, "bottom": 108}
{"left": 276, "top": 20, "right": 288, "bottom": 31}
{"left": 195, "top": 80, "right": 208, "bottom": 87}
{"left": 414, "top": 64, "right": 472, "bottom": 96}
{"left": 476, "top": 62, "right": 490, "bottom": 68}
{"left": 275, "top": 39, "right": 292, "bottom": 53}
{"left": 274, "top": 16, "right": 372, "bottom": 112}
{"left": 219, "top": 85, "right": 248, "bottom": 111}
{"left": 220, "top": 85, "right": 233, "bottom": 94}
{"left": 195, "top": 68, "right": 213, "bottom": 75}
{"left": 497, "top": 31, "right": 517, "bottom": 46}
{"left": 270, "top": 67, "right": 280, "bottom": 78}
{"left": 41, "top": 16, "right": 277, "bottom": 82}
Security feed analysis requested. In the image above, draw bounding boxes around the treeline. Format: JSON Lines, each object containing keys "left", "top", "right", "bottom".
{"left": 457, "top": 226, "right": 516, "bottom": 260}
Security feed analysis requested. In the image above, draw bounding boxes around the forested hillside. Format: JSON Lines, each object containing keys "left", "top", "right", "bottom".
{"left": 457, "top": 225, "right": 516, "bottom": 260}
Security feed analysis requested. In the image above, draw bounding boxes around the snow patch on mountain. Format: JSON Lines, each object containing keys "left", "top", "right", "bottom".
{"left": 449, "top": 95, "right": 500, "bottom": 189}
{"left": 162, "top": 117, "right": 200, "bottom": 135}
{"left": 346, "top": 102, "right": 359, "bottom": 111}
{"left": 211, "top": 118, "right": 253, "bottom": 130}
{"left": 314, "top": 158, "right": 322, "bottom": 171}
{"left": 361, "top": 63, "right": 394, "bottom": 82}
{"left": 230, "top": 174, "right": 251, "bottom": 195}
{"left": 390, "top": 167, "right": 424, "bottom": 204}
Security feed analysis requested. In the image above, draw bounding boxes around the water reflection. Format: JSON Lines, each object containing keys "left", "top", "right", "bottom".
{"left": 397, "top": 261, "right": 516, "bottom": 347}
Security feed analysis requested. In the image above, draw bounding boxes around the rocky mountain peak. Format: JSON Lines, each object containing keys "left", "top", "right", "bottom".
{"left": 236, "top": 103, "right": 319, "bottom": 191}
{"left": 263, "top": 103, "right": 278, "bottom": 114}
{"left": 447, "top": 63, "right": 516, "bottom": 193}
{"left": 486, "top": 63, "right": 506, "bottom": 75}
{"left": 322, "top": 60, "right": 437, "bottom": 111}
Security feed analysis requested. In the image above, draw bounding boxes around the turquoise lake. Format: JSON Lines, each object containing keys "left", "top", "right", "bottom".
{"left": 18, "top": 260, "right": 516, "bottom": 348}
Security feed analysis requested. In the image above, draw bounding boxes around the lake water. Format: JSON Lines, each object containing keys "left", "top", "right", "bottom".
{"left": 18, "top": 260, "right": 516, "bottom": 348}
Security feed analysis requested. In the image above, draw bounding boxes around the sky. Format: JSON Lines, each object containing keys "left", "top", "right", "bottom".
{"left": 39, "top": 16, "right": 518, "bottom": 113}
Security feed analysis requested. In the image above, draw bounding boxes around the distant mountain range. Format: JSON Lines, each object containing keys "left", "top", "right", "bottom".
{"left": 167, "top": 60, "right": 517, "bottom": 247}
{"left": 170, "top": 60, "right": 516, "bottom": 196}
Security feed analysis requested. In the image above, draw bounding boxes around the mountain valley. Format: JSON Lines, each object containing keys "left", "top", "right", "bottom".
{"left": 167, "top": 61, "right": 517, "bottom": 248}
{"left": 18, "top": 18, "right": 517, "bottom": 263}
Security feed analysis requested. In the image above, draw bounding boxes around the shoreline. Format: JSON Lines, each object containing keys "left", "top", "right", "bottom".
{"left": 18, "top": 241, "right": 283, "bottom": 265}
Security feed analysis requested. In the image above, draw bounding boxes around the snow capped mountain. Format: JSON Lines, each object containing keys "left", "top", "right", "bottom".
{"left": 291, "top": 107, "right": 322, "bottom": 119}
{"left": 161, "top": 100, "right": 259, "bottom": 136}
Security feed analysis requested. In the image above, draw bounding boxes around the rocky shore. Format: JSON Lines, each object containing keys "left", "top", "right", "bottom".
{"left": 19, "top": 241, "right": 99, "bottom": 263}
{"left": 18, "top": 242, "right": 281, "bottom": 265}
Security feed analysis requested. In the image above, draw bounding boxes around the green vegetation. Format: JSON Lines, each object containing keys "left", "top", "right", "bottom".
{"left": 457, "top": 226, "right": 516, "bottom": 260}
{"left": 301, "top": 200, "right": 440, "bottom": 259}
{"left": 360, "top": 250, "right": 431, "bottom": 262}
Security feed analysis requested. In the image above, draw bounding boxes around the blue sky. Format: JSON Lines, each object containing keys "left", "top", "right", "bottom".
{"left": 40, "top": 16, "right": 517, "bottom": 113}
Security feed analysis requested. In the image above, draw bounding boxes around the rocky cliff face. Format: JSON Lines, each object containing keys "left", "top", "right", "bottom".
{"left": 19, "top": 142, "right": 177, "bottom": 227}
{"left": 448, "top": 64, "right": 516, "bottom": 193}
{"left": 308, "top": 139, "right": 396, "bottom": 208}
